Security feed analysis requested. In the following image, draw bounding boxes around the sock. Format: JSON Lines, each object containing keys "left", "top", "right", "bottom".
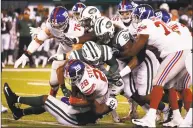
{"left": 182, "top": 89, "right": 192, "bottom": 111}
{"left": 49, "top": 86, "right": 59, "bottom": 97}
{"left": 23, "top": 107, "right": 46, "bottom": 115}
{"left": 169, "top": 88, "right": 179, "bottom": 110}
{"left": 4, "top": 50, "right": 8, "bottom": 63}
{"left": 141, "top": 104, "right": 149, "bottom": 112}
{"left": 157, "top": 102, "right": 166, "bottom": 111}
{"left": 150, "top": 86, "right": 163, "bottom": 109}
{"left": 178, "top": 100, "right": 183, "bottom": 112}
{"left": 18, "top": 95, "right": 46, "bottom": 107}
{"left": 60, "top": 84, "right": 70, "bottom": 97}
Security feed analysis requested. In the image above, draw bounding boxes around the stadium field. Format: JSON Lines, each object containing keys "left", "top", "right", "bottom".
{"left": 1, "top": 67, "right": 175, "bottom": 127}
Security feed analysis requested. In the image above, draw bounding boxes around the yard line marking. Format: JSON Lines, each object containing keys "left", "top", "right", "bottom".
{"left": 2, "top": 68, "right": 51, "bottom": 72}
{"left": 27, "top": 82, "right": 50, "bottom": 86}
{"left": 2, "top": 118, "right": 64, "bottom": 126}
{"left": 2, "top": 77, "right": 48, "bottom": 82}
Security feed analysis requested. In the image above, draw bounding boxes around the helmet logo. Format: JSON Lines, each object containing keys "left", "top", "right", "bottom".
{"left": 138, "top": 7, "right": 146, "bottom": 13}
{"left": 155, "top": 12, "right": 162, "bottom": 19}
{"left": 106, "top": 21, "right": 112, "bottom": 28}
{"left": 62, "top": 11, "right": 69, "bottom": 18}
{"left": 89, "top": 8, "right": 97, "bottom": 14}
{"left": 74, "top": 64, "right": 81, "bottom": 72}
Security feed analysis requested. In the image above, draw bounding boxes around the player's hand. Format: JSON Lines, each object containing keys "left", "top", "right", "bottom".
{"left": 112, "top": 47, "right": 120, "bottom": 57}
{"left": 29, "top": 27, "right": 41, "bottom": 37}
{"left": 14, "top": 54, "right": 29, "bottom": 68}
{"left": 48, "top": 53, "right": 66, "bottom": 62}
{"left": 106, "top": 97, "right": 118, "bottom": 110}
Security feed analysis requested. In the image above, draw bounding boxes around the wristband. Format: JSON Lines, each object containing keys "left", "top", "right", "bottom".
{"left": 119, "top": 66, "right": 131, "bottom": 77}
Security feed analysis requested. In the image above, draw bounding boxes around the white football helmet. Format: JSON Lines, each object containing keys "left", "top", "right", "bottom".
{"left": 79, "top": 6, "right": 101, "bottom": 31}
{"left": 94, "top": 16, "right": 115, "bottom": 44}
{"left": 82, "top": 41, "right": 102, "bottom": 65}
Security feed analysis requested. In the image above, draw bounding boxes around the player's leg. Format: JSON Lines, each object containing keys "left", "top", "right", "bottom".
{"left": 41, "top": 39, "right": 50, "bottom": 67}
{"left": 132, "top": 50, "right": 190, "bottom": 127}
{"left": 2, "top": 33, "right": 10, "bottom": 65}
{"left": 136, "top": 51, "right": 169, "bottom": 122}
{"left": 49, "top": 43, "right": 71, "bottom": 97}
{"left": 44, "top": 95, "right": 79, "bottom": 126}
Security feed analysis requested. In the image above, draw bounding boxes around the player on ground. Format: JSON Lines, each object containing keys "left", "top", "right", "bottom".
{"left": 124, "top": 4, "right": 192, "bottom": 127}
{"left": 4, "top": 60, "right": 118, "bottom": 126}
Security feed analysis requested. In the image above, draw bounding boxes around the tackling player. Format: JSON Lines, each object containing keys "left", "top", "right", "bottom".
{"left": 120, "top": 4, "right": 192, "bottom": 127}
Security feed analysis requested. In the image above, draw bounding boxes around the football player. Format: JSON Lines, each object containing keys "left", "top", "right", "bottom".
{"left": 79, "top": 6, "right": 102, "bottom": 33}
{"left": 71, "top": 2, "right": 86, "bottom": 21}
{"left": 14, "top": 6, "right": 96, "bottom": 97}
{"left": 49, "top": 41, "right": 122, "bottom": 122}
{"left": 94, "top": 16, "right": 170, "bottom": 121}
{"left": 112, "top": 0, "right": 139, "bottom": 121}
{"left": 119, "top": 4, "right": 192, "bottom": 127}
{"left": 4, "top": 60, "right": 117, "bottom": 126}
{"left": 155, "top": 9, "right": 193, "bottom": 126}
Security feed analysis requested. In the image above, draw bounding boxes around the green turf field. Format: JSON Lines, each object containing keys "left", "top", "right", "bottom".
{"left": 1, "top": 67, "right": 167, "bottom": 127}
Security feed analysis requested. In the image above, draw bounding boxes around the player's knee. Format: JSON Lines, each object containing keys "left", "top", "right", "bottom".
{"left": 51, "top": 60, "right": 65, "bottom": 70}
{"left": 42, "top": 95, "right": 49, "bottom": 103}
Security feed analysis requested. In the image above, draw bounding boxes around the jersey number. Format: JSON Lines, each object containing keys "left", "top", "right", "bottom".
{"left": 80, "top": 79, "right": 89, "bottom": 90}
{"left": 93, "top": 69, "right": 107, "bottom": 82}
{"left": 154, "top": 21, "right": 171, "bottom": 36}
{"left": 74, "top": 24, "right": 81, "bottom": 31}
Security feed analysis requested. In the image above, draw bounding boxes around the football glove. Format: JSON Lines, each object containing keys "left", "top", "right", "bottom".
{"left": 48, "top": 53, "right": 66, "bottom": 62}
{"left": 105, "top": 97, "right": 118, "bottom": 110}
{"left": 29, "top": 27, "right": 41, "bottom": 38}
{"left": 14, "top": 53, "right": 29, "bottom": 68}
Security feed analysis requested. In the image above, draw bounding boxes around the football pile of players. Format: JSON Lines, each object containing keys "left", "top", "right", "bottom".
{"left": 4, "top": 0, "right": 192, "bottom": 127}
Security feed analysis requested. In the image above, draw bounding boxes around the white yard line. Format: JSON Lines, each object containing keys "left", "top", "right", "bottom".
{"left": 2, "top": 118, "right": 64, "bottom": 126}
{"left": 27, "top": 82, "right": 50, "bottom": 86}
{"left": 2, "top": 77, "right": 48, "bottom": 82}
{"left": 2, "top": 68, "right": 51, "bottom": 72}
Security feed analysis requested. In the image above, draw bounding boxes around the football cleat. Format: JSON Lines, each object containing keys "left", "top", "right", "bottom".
{"left": 162, "top": 115, "right": 183, "bottom": 127}
{"left": 3, "top": 83, "right": 23, "bottom": 120}
{"left": 132, "top": 114, "right": 156, "bottom": 127}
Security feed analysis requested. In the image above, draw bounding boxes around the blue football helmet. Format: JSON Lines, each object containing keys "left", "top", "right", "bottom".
{"left": 49, "top": 6, "right": 69, "bottom": 30}
{"left": 131, "top": 4, "right": 154, "bottom": 28}
{"left": 118, "top": 0, "right": 137, "bottom": 23}
{"left": 154, "top": 9, "right": 171, "bottom": 23}
{"left": 64, "top": 59, "right": 85, "bottom": 85}
{"left": 72, "top": 2, "right": 86, "bottom": 20}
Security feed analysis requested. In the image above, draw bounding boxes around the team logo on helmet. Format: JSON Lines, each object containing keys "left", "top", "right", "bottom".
{"left": 88, "top": 8, "right": 97, "bottom": 14}
{"left": 106, "top": 21, "right": 112, "bottom": 29}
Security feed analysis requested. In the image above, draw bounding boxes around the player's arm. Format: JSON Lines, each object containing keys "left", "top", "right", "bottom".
{"left": 120, "top": 34, "right": 149, "bottom": 57}
{"left": 119, "top": 47, "right": 146, "bottom": 77}
{"left": 78, "top": 31, "right": 97, "bottom": 44}
{"left": 93, "top": 97, "right": 117, "bottom": 115}
{"left": 27, "top": 28, "right": 52, "bottom": 55}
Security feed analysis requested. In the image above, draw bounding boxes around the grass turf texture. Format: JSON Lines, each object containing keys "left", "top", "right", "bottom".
{"left": 1, "top": 67, "right": 185, "bottom": 127}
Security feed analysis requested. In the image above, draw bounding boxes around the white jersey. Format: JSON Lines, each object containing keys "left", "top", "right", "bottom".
{"left": 111, "top": 15, "right": 137, "bottom": 38}
{"left": 167, "top": 21, "right": 192, "bottom": 43}
{"left": 137, "top": 17, "right": 192, "bottom": 58}
{"left": 76, "top": 64, "right": 108, "bottom": 100}
{"left": 46, "top": 18, "right": 84, "bottom": 42}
